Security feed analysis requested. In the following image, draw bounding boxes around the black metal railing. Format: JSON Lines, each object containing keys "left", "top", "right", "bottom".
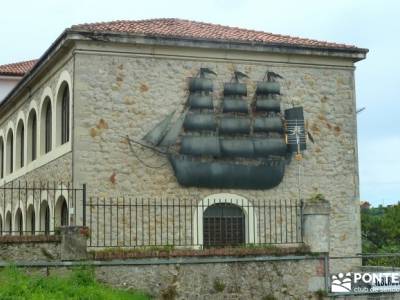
{"left": 86, "top": 197, "right": 303, "bottom": 248}
{"left": 0, "top": 181, "right": 85, "bottom": 236}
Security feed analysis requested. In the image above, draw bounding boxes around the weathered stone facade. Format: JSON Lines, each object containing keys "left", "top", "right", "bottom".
{"left": 0, "top": 24, "right": 363, "bottom": 276}
{"left": 0, "top": 54, "right": 74, "bottom": 234}
{"left": 95, "top": 257, "right": 325, "bottom": 299}
{"left": 72, "top": 43, "right": 360, "bottom": 268}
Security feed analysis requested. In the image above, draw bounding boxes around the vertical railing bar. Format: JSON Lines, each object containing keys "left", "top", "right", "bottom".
{"left": 141, "top": 197, "right": 144, "bottom": 247}
{"left": 52, "top": 181, "right": 55, "bottom": 235}
{"left": 123, "top": 196, "right": 125, "bottom": 247}
{"left": 147, "top": 197, "right": 150, "bottom": 246}
{"left": 18, "top": 181, "right": 21, "bottom": 235}
{"left": 2, "top": 182, "right": 5, "bottom": 236}
{"left": 109, "top": 197, "right": 112, "bottom": 246}
{"left": 103, "top": 197, "right": 106, "bottom": 247}
{"left": 285, "top": 199, "right": 288, "bottom": 243}
{"left": 190, "top": 199, "right": 192, "bottom": 247}
{"left": 11, "top": 181, "right": 13, "bottom": 235}
{"left": 172, "top": 198, "right": 175, "bottom": 246}
{"left": 160, "top": 197, "right": 163, "bottom": 246}
{"left": 184, "top": 198, "right": 187, "bottom": 246}
{"left": 178, "top": 197, "right": 181, "bottom": 246}
{"left": 135, "top": 197, "right": 138, "bottom": 247}
{"left": 196, "top": 199, "right": 199, "bottom": 247}
{"left": 116, "top": 197, "right": 119, "bottom": 247}
{"left": 300, "top": 199, "right": 304, "bottom": 243}
{"left": 96, "top": 196, "right": 99, "bottom": 247}
{"left": 290, "top": 199, "right": 293, "bottom": 243}
{"left": 129, "top": 197, "right": 132, "bottom": 247}
{"left": 25, "top": 181, "right": 28, "bottom": 234}
{"left": 295, "top": 199, "right": 299, "bottom": 243}
{"left": 82, "top": 184, "right": 86, "bottom": 227}
{"left": 154, "top": 198, "right": 157, "bottom": 246}
{"left": 89, "top": 197, "right": 93, "bottom": 247}
{"left": 280, "top": 199, "right": 283, "bottom": 244}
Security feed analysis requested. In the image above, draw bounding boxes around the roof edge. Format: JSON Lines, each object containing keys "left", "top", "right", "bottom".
{"left": 1, "top": 27, "right": 367, "bottom": 111}
{"left": 71, "top": 28, "right": 368, "bottom": 56}
{"left": 0, "top": 30, "right": 69, "bottom": 110}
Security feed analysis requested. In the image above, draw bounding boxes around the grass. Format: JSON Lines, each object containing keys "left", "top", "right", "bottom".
{"left": 0, "top": 265, "right": 150, "bottom": 300}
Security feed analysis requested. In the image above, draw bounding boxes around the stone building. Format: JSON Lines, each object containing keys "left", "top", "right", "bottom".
{"left": 0, "top": 19, "right": 367, "bottom": 262}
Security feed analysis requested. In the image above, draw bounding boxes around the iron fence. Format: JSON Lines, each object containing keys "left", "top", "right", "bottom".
{"left": 0, "top": 181, "right": 85, "bottom": 236}
{"left": 86, "top": 196, "right": 303, "bottom": 248}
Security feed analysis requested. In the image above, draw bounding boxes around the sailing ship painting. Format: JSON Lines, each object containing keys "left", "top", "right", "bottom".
{"left": 128, "top": 68, "right": 307, "bottom": 190}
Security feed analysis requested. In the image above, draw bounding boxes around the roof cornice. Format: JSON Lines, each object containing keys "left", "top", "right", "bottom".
{"left": 0, "top": 28, "right": 367, "bottom": 111}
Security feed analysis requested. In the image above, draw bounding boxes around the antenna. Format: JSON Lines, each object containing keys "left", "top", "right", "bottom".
{"left": 356, "top": 107, "right": 366, "bottom": 114}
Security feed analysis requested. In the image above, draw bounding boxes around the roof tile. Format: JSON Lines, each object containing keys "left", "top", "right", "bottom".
{"left": 71, "top": 18, "right": 364, "bottom": 51}
{"left": 0, "top": 59, "right": 37, "bottom": 76}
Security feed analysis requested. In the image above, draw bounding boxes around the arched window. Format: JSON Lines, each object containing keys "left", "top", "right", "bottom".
{"left": 5, "top": 211, "right": 11, "bottom": 235}
{"left": 6, "top": 129, "right": 13, "bottom": 174}
{"left": 41, "top": 98, "right": 52, "bottom": 154}
{"left": 45, "top": 104, "right": 52, "bottom": 153}
{"left": 27, "top": 110, "right": 37, "bottom": 162}
{"left": 61, "top": 86, "right": 69, "bottom": 144}
{"left": 0, "top": 138, "right": 4, "bottom": 179}
{"left": 203, "top": 203, "right": 245, "bottom": 247}
{"left": 55, "top": 196, "right": 68, "bottom": 227}
{"left": 15, "top": 208, "right": 23, "bottom": 236}
{"left": 40, "top": 201, "right": 50, "bottom": 235}
{"left": 16, "top": 120, "right": 24, "bottom": 169}
{"left": 26, "top": 204, "right": 35, "bottom": 235}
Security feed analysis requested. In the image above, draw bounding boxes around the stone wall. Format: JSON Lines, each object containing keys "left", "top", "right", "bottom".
{"left": 73, "top": 44, "right": 360, "bottom": 267}
{"left": 0, "top": 54, "right": 75, "bottom": 234}
{"left": 0, "top": 235, "right": 61, "bottom": 261}
{"left": 95, "top": 257, "right": 325, "bottom": 299}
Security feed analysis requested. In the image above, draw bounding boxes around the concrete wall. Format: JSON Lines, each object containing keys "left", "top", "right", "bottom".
{"left": 73, "top": 42, "right": 360, "bottom": 264}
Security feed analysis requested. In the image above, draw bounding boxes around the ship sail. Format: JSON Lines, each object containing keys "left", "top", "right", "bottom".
{"left": 135, "top": 69, "right": 307, "bottom": 190}
{"left": 159, "top": 110, "right": 188, "bottom": 147}
{"left": 183, "top": 113, "right": 217, "bottom": 131}
{"left": 253, "top": 116, "right": 284, "bottom": 133}
{"left": 142, "top": 111, "right": 175, "bottom": 146}
{"left": 180, "top": 136, "right": 221, "bottom": 157}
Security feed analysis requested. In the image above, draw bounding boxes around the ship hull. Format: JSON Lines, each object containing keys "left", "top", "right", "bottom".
{"left": 169, "top": 156, "right": 285, "bottom": 189}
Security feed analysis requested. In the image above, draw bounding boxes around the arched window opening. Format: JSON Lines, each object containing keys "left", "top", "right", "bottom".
{"left": 16, "top": 120, "right": 24, "bottom": 169}
{"left": 6, "top": 129, "right": 13, "bottom": 174}
{"left": 61, "top": 86, "right": 70, "bottom": 144}
{"left": 0, "top": 215, "right": 3, "bottom": 235}
{"left": 0, "top": 138, "right": 4, "bottom": 179}
{"left": 40, "top": 201, "right": 50, "bottom": 235}
{"left": 61, "top": 201, "right": 68, "bottom": 226}
{"left": 15, "top": 208, "right": 23, "bottom": 236}
{"left": 27, "top": 110, "right": 37, "bottom": 162}
{"left": 45, "top": 103, "right": 52, "bottom": 153}
{"left": 5, "top": 211, "right": 11, "bottom": 235}
{"left": 41, "top": 98, "right": 52, "bottom": 155}
{"left": 55, "top": 196, "right": 68, "bottom": 227}
{"left": 26, "top": 204, "right": 35, "bottom": 235}
{"left": 203, "top": 203, "right": 245, "bottom": 247}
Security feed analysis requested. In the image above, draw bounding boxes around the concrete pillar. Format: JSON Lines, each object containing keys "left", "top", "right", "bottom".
{"left": 59, "top": 226, "right": 90, "bottom": 261}
{"left": 303, "top": 201, "right": 330, "bottom": 253}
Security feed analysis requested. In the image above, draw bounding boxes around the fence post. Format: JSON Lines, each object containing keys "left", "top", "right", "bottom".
{"left": 82, "top": 184, "right": 86, "bottom": 227}
{"left": 302, "top": 200, "right": 330, "bottom": 253}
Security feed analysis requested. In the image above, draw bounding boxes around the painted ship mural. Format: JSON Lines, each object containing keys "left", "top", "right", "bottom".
{"left": 128, "top": 69, "right": 307, "bottom": 190}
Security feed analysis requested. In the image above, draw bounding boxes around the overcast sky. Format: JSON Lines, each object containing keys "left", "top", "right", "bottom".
{"left": 0, "top": 0, "right": 398, "bottom": 206}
